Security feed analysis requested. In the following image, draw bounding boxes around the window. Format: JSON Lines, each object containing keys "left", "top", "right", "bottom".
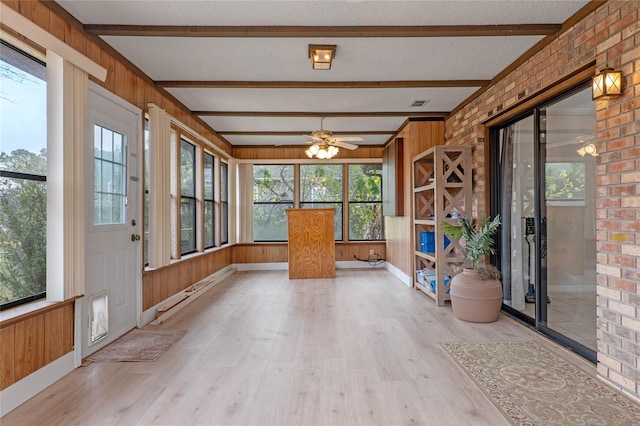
{"left": 93, "top": 124, "right": 127, "bottom": 225}
{"left": 220, "top": 161, "right": 229, "bottom": 245}
{"left": 180, "top": 139, "right": 196, "bottom": 255}
{"left": 253, "top": 165, "right": 294, "bottom": 241}
{"left": 203, "top": 152, "right": 215, "bottom": 249}
{"left": 348, "top": 164, "right": 383, "bottom": 240}
{"left": 0, "top": 41, "right": 47, "bottom": 309}
{"left": 300, "top": 164, "right": 343, "bottom": 240}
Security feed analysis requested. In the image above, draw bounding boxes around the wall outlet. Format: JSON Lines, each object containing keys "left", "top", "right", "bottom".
{"left": 369, "top": 249, "right": 375, "bottom": 255}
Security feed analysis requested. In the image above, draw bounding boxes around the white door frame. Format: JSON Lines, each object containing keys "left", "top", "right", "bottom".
{"left": 79, "top": 82, "right": 143, "bottom": 360}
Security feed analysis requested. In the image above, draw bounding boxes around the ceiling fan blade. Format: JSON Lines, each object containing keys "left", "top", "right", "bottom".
{"left": 333, "top": 136, "right": 364, "bottom": 142}
{"left": 332, "top": 141, "right": 358, "bottom": 150}
{"left": 307, "top": 134, "right": 324, "bottom": 142}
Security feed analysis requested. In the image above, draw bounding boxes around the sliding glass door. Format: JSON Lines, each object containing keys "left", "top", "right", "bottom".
{"left": 492, "top": 84, "right": 596, "bottom": 361}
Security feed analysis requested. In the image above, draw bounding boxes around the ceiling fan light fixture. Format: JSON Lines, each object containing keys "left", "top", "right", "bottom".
{"left": 309, "top": 44, "right": 336, "bottom": 70}
{"left": 306, "top": 143, "right": 339, "bottom": 159}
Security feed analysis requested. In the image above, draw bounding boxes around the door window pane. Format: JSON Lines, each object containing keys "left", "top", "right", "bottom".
{"left": 93, "top": 124, "right": 127, "bottom": 225}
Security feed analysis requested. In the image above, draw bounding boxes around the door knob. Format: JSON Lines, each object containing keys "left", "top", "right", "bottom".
{"left": 131, "top": 234, "right": 141, "bottom": 242}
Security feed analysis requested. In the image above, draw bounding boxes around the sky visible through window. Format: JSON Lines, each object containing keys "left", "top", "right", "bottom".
{"left": 0, "top": 58, "right": 46, "bottom": 156}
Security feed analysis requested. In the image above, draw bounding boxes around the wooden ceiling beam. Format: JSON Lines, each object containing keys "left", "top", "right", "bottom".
{"left": 218, "top": 131, "right": 394, "bottom": 136}
{"left": 85, "top": 24, "right": 561, "bottom": 38}
{"left": 195, "top": 111, "right": 448, "bottom": 118}
{"left": 159, "top": 80, "right": 488, "bottom": 89}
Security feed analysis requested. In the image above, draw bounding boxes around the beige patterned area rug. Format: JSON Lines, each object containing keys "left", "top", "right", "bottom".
{"left": 88, "top": 329, "right": 187, "bottom": 362}
{"left": 441, "top": 341, "right": 640, "bottom": 425}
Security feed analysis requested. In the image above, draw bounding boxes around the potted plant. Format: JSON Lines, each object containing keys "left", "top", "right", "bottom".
{"left": 442, "top": 215, "right": 502, "bottom": 323}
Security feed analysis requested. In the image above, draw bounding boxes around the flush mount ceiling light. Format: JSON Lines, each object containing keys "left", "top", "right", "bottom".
{"left": 592, "top": 66, "right": 624, "bottom": 100}
{"left": 308, "top": 44, "right": 336, "bottom": 70}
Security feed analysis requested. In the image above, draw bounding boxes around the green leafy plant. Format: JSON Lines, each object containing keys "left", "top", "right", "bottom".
{"left": 442, "top": 215, "right": 501, "bottom": 268}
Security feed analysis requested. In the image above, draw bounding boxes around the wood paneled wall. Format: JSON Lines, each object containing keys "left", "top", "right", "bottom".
{"left": 385, "top": 120, "right": 444, "bottom": 276}
{"left": 233, "top": 242, "right": 387, "bottom": 264}
{"left": 142, "top": 247, "right": 232, "bottom": 310}
{"left": 233, "top": 146, "right": 384, "bottom": 160}
{"left": 1, "top": 300, "right": 74, "bottom": 390}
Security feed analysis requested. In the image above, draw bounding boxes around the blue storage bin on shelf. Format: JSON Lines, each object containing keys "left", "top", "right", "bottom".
{"left": 420, "top": 232, "right": 450, "bottom": 253}
{"left": 429, "top": 276, "right": 451, "bottom": 294}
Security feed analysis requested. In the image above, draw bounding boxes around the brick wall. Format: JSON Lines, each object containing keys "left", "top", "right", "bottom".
{"left": 445, "top": 1, "right": 640, "bottom": 400}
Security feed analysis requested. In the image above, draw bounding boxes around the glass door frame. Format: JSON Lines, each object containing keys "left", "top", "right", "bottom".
{"left": 489, "top": 82, "right": 596, "bottom": 363}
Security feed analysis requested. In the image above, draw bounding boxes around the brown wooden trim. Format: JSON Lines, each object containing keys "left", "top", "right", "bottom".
{"left": 0, "top": 297, "right": 78, "bottom": 329}
{"left": 84, "top": 24, "right": 561, "bottom": 38}
{"left": 39, "top": 1, "right": 234, "bottom": 153}
{"left": 157, "top": 80, "right": 489, "bottom": 89}
{"left": 218, "top": 130, "right": 394, "bottom": 136}
{"left": 449, "top": 0, "right": 606, "bottom": 117}
{"left": 196, "top": 111, "right": 449, "bottom": 118}
{"left": 482, "top": 62, "right": 595, "bottom": 127}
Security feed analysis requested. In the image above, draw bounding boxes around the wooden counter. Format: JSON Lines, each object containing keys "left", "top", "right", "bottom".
{"left": 286, "top": 208, "right": 336, "bottom": 279}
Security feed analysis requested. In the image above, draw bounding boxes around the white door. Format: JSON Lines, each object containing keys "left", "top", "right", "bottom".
{"left": 82, "top": 83, "right": 141, "bottom": 357}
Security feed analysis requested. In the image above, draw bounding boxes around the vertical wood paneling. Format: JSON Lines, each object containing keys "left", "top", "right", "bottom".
{"left": 385, "top": 121, "right": 444, "bottom": 277}
{"left": 47, "top": 5, "right": 65, "bottom": 40}
{"left": 62, "top": 302, "right": 74, "bottom": 353}
{"left": 14, "top": 315, "right": 45, "bottom": 382}
{"left": 0, "top": 325, "right": 15, "bottom": 390}
{"left": 44, "top": 308, "right": 64, "bottom": 364}
{"left": 64, "top": 22, "right": 86, "bottom": 55}
{"left": 142, "top": 247, "right": 233, "bottom": 308}
{"left": 0, "top": 301, "right": 75, "bottom": 390}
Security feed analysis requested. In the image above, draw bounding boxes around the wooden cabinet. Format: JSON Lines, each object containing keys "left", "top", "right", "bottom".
{"left": 412, "top": 146, "right": 472, "bottom": 305}
{"left": 286, "top": 208, "right": 336, "bottom": 279}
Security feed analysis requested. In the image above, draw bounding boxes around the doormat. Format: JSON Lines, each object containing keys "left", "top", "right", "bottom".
{"left": 441, "top": 341, "right": 640, "bottom": 425}
{"left": 87, "top": 329, "right": 187, "bottom": 362}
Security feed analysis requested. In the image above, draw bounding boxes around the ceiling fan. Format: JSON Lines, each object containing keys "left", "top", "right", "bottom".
{"left": 304, "top": 118, "right": 363, "bottom": 159}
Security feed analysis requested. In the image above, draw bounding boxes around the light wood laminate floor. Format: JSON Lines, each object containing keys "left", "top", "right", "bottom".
{"left": 3, "top": 269, "right": 597, "bottom": 425}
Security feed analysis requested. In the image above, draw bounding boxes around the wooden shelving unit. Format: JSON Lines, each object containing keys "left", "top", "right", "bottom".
{"left": 412, "top": 145, "right": 472, "bottom": 305}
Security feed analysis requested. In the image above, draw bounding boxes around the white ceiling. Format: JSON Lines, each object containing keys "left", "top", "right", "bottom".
{"left": 57, "top": 0, "right": 590, "bottom": 148}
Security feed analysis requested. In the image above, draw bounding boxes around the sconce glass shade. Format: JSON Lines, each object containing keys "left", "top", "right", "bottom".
{"left": 308, "top": 44, "right": 336, "bottom": 70}
{"left": 305, "top": 143, "right": 339, "bottom": 159}
{"left": 592, "top": 67, "right": 624, "bottom": 100}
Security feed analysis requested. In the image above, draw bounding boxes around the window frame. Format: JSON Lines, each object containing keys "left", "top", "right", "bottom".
{"left": 0, "top": 41, "right": 48, "bottom": 310}
{"left": 347, "top": 163, "right": 384, "bottom": 241}
{"left": 220, "top": 161, "right": 229, "bottom": 245}
{"left": 203, "top": 151, "right": 215, "bottom": 249}
{"left": 252, "top": 164, "right": 295, "bottom": 242}
{"left": 299, "top": 163, "right": 344, "bottom": 241}
{"left": 179, "top": 137, "right": 197, "bottom": 256}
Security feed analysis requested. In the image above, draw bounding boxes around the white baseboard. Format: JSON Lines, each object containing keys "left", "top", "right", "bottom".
{"left": 0, "top": 352, "right": 75, "bottom": 416}
{"left": 385, "top": 262, "right": 412, "bottom": 287}
{"left": 142, "top": 264, "right": 237, "bottom": 326}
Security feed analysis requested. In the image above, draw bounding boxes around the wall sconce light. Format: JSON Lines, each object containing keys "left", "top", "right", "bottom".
{"left": 308, "top": 44, "right": 336, "bottom": 70}
{"left": 592, "top": 67, "right": 624, "bottom": 100}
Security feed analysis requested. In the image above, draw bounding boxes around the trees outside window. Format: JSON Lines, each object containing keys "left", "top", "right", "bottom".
{"left": 180, "top": 139, "right": 196, "bottom": 254}
{"left": 220, "top": 162, "right": 229, "bottom": 245}
{"left": 0, "top": 41, "right": 47, "bottom": 308}
{"left": 300, "top": 164, "right": 343, "bottom": 240}
{"left": 253, "top": 165, "right": 294, "bottom": 241}
{"left": 349, "top": 164, "right": 384, "bottom": 240}
{"left": 203, "top": 152, "right": 215, "bottom": 248}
